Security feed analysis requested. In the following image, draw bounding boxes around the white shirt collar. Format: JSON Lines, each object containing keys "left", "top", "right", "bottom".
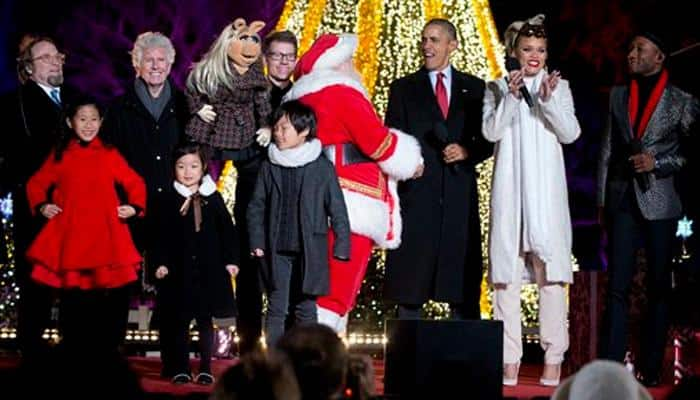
{"left": 35, "top": 81, "right": 61, "bottom": 99}
{"left": 428, "top": 65, "right": 452, "bottom": 82}
{"left": 173, "top": 175, "right": 217, "bottom": 198}
{"left": 428, "top": 65, "right": 453, "bottom": 103}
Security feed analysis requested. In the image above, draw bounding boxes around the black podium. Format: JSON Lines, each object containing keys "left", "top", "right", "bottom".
{"left": 384, "top": 319, "right": 503, "bottom": 399}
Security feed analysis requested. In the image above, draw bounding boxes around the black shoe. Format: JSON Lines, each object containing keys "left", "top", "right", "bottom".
{"left": 172, "top": 373, "right": 192, "bottom": 385}
{"left": 195, "top": 372, "right": 214, "bottom": 385}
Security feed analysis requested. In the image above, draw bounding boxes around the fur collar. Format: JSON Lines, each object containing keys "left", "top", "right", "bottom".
{"left": 268, "top": 138, "right": 322, "bottom": 167}
{"left": 173, "top": 174, "right": 217, "bottom": 198}
{"left": 283, "top": 69, "right": 369, "bottom": 102}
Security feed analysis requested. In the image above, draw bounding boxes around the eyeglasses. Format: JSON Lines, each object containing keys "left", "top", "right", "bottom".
{"left": 517, "top": 23, "right": 547, "bottom": 39}
{"left": 266, "top": 52, "right": 297, "bottom": 62}
{"left": 32, "top": 53, "right": 66, "bottom": 65}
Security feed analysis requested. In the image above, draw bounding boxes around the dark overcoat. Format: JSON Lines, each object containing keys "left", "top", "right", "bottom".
{"left": 151, "top": 189, "right": 239, "bottom": 321}
{"left": 383, "top": 67, "right": 492, "bottom": 311}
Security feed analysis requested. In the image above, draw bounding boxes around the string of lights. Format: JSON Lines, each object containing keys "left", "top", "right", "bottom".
{"left": 0, "top": 194, "right": 18, "bottom": 329}
{"left": 273, "top": 0, "right": 505, "bottom": 331}
{"left": 0, "top": 0, "right": 585, "bottom": 338}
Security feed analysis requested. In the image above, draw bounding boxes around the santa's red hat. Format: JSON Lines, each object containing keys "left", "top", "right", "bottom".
{"left": 294, "top": 33, "right": 358, "bottom": 80}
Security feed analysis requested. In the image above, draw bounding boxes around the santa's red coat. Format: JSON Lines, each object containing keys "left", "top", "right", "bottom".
{"left": 285, "top": 69, "right": 422, "bottom": 314}
{"left": 26, "top": 138, "right": 146, "bottom": 289}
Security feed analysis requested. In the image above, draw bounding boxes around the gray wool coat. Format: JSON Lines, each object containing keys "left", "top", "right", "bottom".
{"left": 247, "top": 156, "right": 351, "bottom": 296}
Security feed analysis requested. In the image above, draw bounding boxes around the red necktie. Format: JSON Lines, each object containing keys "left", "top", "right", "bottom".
{"left": 435, "top": 72, "right": 448, "bottom": 119}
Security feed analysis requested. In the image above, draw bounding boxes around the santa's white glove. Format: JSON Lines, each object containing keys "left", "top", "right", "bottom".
{"left": 197, "top": 104, "right": 217, "bottom": 123}
{"left": 256, "top": 127, "right": 272, "bottom": 147}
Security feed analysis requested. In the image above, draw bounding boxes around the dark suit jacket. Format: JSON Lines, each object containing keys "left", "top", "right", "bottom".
{"left": 3, "top": 80, "right": 72, "bottom": 187}
{"left": 598, "top": 82, "right": 699, "bottom": 220}
{"left": 1, "top": 80, "right": 73, "bottom": 252}
{"left": 383, "top": 66, "right": 492, "bottom": 307}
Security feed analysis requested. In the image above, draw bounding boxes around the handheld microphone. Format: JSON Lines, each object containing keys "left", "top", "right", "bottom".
{"left": 432, "top": 121, "right": 460, "bottom": 173}
{"left": 505, "top": 57, "right": 534, "bottom": 108}
{"left": 630, "top": 138, "right": 650, "bottom": 192}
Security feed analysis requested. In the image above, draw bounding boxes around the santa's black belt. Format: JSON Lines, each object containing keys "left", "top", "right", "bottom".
{"left": 323, "top": 143, "right": 373, "bottom": 166}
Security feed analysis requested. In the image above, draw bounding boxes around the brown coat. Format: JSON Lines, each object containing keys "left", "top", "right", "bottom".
{"left": 185, "top": 60, "right": 271, "bottom": 150}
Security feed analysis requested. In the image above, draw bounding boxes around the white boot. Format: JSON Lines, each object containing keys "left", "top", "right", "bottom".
{"left": 337, "top": 313, "right": 349, "bottom": 336}
{"left": 317, "top": 306, "right": 343, "bottom": 332}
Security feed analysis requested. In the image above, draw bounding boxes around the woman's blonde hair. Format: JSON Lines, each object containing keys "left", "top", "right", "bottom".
{"left": 186, "top": 21, "right": 245, "bottom": 98}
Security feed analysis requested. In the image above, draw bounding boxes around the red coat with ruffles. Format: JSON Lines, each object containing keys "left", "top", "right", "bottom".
{"left": 26, "top": 138, "right": 146, "bottom": 289}
{"left": 284, "top": 69, "right": 422, "bottom": 249}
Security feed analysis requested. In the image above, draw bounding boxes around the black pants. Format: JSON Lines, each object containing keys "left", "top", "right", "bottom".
{"left": 601, "top": 203, "right": 676, "bottom": 379}
{"left": 13, "top": 189, "right": 54, "bottom": 361}
{"left": 265, "top": 252, "right": 317, "bottom": 347}
{"left": 158, "top": 307, "right": 216, "bottom": 377}
{"left": 164, "top": 314, "right": 213, "bottom": 375}
{"left": 232, "top": 154, "right": 264, "bottom": 354}
{"left": 59, "top": 286, "right": 132, "bottom": 357}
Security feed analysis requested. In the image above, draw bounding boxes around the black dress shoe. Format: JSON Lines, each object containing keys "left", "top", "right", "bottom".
{"left": 172, "top": 373, "right": 192, "bottom": 384}
{"left": 195, "top": 372, "right": 214, "bottom": 385}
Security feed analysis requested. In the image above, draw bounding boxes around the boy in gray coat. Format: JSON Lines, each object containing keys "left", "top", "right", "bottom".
{"left": 247, "top": 100, "right": 350, "bottom": 347}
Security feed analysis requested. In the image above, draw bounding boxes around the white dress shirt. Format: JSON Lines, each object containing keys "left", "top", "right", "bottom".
{"left": 428, "top": 65, "right": 453, "bottom": 105}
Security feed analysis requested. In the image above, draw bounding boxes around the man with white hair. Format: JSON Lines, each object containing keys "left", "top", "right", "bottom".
{"left": 101, "top": 31, "right": 187, "bottom": 376}
{"left": 103, "top": 31, "right": 186, "bottom": 200}
{"left": 284, "top": 33, "right": 423, "bottom": 332}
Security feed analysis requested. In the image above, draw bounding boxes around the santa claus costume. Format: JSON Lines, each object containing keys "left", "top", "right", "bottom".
{"left": 284, "top": 33, "right": 422, "bottom": 332}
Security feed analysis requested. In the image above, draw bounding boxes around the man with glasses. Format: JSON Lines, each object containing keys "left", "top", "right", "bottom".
{"left": 263, "top": 31, "right": 298, "bottom": 110}
{"left": 2, "top": 36, "right": 73, "bottom": 366}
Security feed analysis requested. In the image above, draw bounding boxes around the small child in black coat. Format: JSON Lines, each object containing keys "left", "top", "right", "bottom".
{"left": 247, "top": 101, "right": 350, "bottom": 348}
{"left": 152, "top": 143, "right": 239, "bottom": 385}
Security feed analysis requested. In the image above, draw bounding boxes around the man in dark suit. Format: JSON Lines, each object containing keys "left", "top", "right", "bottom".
{"left": 2, "top": 37, "right": 72, "bottom": 363}
{"left": 383, "top": 19, "right": 492, "bottom": 320}
{"left": 597, "top": 31, "right": 699, "bottom": 386}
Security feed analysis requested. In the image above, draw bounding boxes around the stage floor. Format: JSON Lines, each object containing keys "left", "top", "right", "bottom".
{"left": 0, "top": 353, "right": 675, "bottom": 399}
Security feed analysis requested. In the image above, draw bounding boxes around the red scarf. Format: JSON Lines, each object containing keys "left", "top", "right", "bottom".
{"left": 628, "top": 69, "right": 668, "bottom": 139}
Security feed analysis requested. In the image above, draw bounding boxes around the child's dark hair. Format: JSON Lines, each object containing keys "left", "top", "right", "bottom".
{"left": 271, "top": 100, "right": 317, "bottom": 139}
{"left": 54, "top": 96, "right": 104, "bottom": 161}
{"left": 172, "top": 141, "right": 209, "bottom": 173}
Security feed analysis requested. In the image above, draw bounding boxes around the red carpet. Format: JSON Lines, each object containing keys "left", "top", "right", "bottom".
{"left": 0, "top": 354, "right": 677, "bottom": 398}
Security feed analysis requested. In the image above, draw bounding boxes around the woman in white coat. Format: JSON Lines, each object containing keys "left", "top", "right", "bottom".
{"left": 482, "top": 14, "right": 581, "bottom": 387}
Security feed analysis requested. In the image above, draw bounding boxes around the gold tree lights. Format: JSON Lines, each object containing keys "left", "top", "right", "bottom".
{"left": 276, "top": 0, "right": 506, "bottom": 114}
{"left": 273, "top": 0, "right": 569, "bottom": 330}
{"left": 274, "top": 0, "right": 504, "bottom": 328}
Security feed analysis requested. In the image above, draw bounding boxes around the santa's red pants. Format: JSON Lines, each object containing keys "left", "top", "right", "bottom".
{"left": 317, "top": 233, "right": 374, "bottom": 315}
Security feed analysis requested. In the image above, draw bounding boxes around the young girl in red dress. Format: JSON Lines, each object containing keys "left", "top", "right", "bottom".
{"left": 25, "top": 97, "right": 146, "bottom": 357}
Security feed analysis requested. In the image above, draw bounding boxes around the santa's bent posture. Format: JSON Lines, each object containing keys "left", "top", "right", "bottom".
{"left": 284, "top": 33, "right": 423, "bottom": 332}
